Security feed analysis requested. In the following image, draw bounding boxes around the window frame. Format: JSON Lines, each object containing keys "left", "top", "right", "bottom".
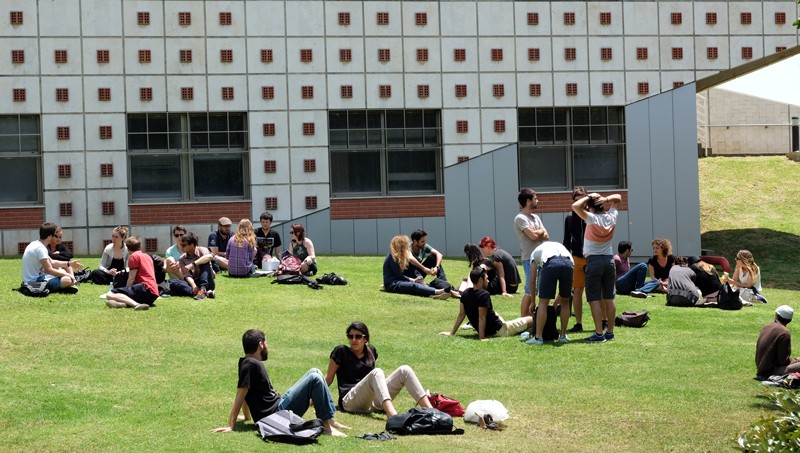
{"left": 0, "top": 114, "right": 43, "bottom": 205}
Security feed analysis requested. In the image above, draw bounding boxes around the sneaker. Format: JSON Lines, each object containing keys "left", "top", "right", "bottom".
{"left": 525, "top": 337, "right": 544, "bottom": 346}
{"left": 568, "top": 323, "right": 583, "bottom": 333}
{"left": 519, "top": 331, "right": 531, "bottom": 341}
{"left": 105, "top": 300, "right": 126, "bottom": 309}
{"left": 604, "top": 332, "right": 615, "bottom": 341}
{"left": 630, "top": 291, "right": 647, "bottom": 299}
{"left": 194, "top": 289, "right": 207, "bottom": 300}
{"left": 134, "top": 304, "right": 150, "bottom": 311}
{"left": 429, "top": 292, "right": 450, "bottom": 300}
{"left": 460, "top": 323, "right": 474, "bottom": 330}
{"left": 583, "top": 332, "right": 607, "bottom": 343}
{"left": 558, "top": 335, "right": 570, "bottom": 343}
{"left": 754, "top": 294, "right": 768, "bottom": 303}
{"left": 207, "top": 290, "right": 215, "bottom": 299}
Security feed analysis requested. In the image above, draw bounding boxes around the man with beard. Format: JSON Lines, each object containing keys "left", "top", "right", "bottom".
{"left": 514, "top": 188, "right": 549, "bottom": 317}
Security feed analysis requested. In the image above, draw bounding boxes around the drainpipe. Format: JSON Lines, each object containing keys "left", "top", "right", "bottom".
{"left": 793, "top": 117, "right": 799, "bottom": 152}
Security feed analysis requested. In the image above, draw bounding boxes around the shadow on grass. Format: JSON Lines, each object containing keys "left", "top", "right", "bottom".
{"left": 701, "top": 228, "right": 800, "bottom": 291}
{"left": 748, "top": 392, "right": 782, "bottom": 413}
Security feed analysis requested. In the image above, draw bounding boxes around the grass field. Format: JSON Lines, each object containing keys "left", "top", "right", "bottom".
{"left": 1, "top": 155, "right": 798, "bottom": 452}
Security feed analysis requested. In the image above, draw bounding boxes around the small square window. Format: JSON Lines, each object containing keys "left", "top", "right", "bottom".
{"left": 415, "top": 12, "right": 427, "bottom": 26}
{"left": 98, "top": 88, "right": 111, "bottom": 101}
{"left": 672, "top": 47, "right": 683, "bottom": 60}
{"left": 670, "top": 12, "right": 682, "bottom": 25}
{"left": 338, "top": 12, "right": 350, "bottom": 25}
{"left": 491, "top": 48, "right": 503, "bottom": 61}
{"left": 303, "top": 122, "right": 315, "bottom": 136}
{"left": 138, "top": 49, "right": 151, "bottom": 63}
{"left": 529, "top": 83, "right": 541, "bottom": 97}
{"left": 740, "top": 12, "right": 752, "bottom": 25}
{"left": 455, "top": 84, "right": 467, "bottom": 98}
{"left": 137, "top": 12, "right": 150, "bottom": 25}
{"left": 54, "top": 50, "right": 68, "bottom": 64}
{"left": 340, "top": 85, "right": 353, "bottom": 98}
{"left": 600, "top": 12, "right": 611, "bottom": 25}
{"left": 144, "top": 238, "right": 158, "bottom": 253}
{"left": 62, "top": 241, "right": 73, "bottom": 252}
{"left": 300, "top": 49, "right": 313, "bottom": 62}
{"left": 56, "top": 88, "right": 69, "bottom": 102}
{"left": 262, "top": 86, "right": 274, "bottom": 99}
{"left": 493, "top": 120, "right": 506, "bottom": 133}
{"left": 527, "top": 12, "right": 539, "bottom": 25}
{"left": 673, "top": 81, "right": 685, "bottom": 88}
{"left": 99, "top": 125, "right": 112, "bottom": 139}
{"left": 97, "top": 49, "right": 109, "bottom": 63}
{"left": 13, "top": 88, "right": 26, "bottom": 102}
{"left": 10, "top": 11, "right": 23, "bottom": 25}
{"left": 706, "top": 12, "right": 717, "bottom": 25}
{"left": 219, "top": 12, "right": 232, "bottom": 25}
{"left": 140, "top": 87, "right": 153, "bottom": 101}
{"left": 262, "top": 123, "right": 276, "bottom": 136}
{"left": 416, "top": 48, "right": 428, "bottom": 62}
{"left": 264, "top": 160, "right": 277, "bottom": 173}
{"left": 220, "top": 49, "right": 233, "bottom": 63}
{"left": 742, "top": 47, "right": 753, "bottom": 60}
{"left": 305, "top": 196, "right": 318, "bottom": 210}
{"left": 181, "top": 87, "right": 193, "bottom": 100}
{"left": 102, "top": 201, "right": 115, "bottom": 216}
{"left": 377, "top": 12, "right": 389, "bottom": 25}
{"left": 301, "top": 86, "right": 314, "bottom": 99}
{"left": 303, "top": 159, "right": 316, "bottom": 173}
{"left": 178, "top": 12, "right": 191, "bottom": 26}
{"left": 776, "top": 12, "right": 787, "bottom": 25}
{"left": 221, "top": 87, "right": 234, "bottom": 100}
{"left": 57, "top": 126, "right": 70, "bottom": 140}
{"left": 602, "top": 82, "right": 614, "bottom": 96}
{"left": 378, "top": 49, "right": 391, "bottom": 62}
{"left": 600, "top": 47, "right": 612, "bottom": 61}
{"left": 11, "top": 49, "right": 24, "bottom": 64}
{"left": 528, "top": 48, "right": 540, "bottom": 61}
{"left": 637, "top": 82, "right": 650, "bottom": 95}
{"left": 379, "top": 85, "right": 391, "bottom": 98}
{"left": 100, "top": 163, "right": 114, "bottom": 177}
{"left": 261, "top": 49, "right": 273, "bottom": 63}
{"left": 417, "top": 84, "right": 429, "bottom": 98}
{"left": 103, "top": 239, "right": 112, "bottom": 247}
{"left": 564, "top": 12, "right": 575, "bottom": 25}
{"left": 636, "top": 47, "right": 648, "bottom": 60}
{"left": 565, "top": 48, "right": 576, "bottom": 60}
{"left": 179, "top": 49, "right": 192, "bottom": 63}
{"left": 339, "top": 48, "right": 352, "bottom": 62}
{"left": 453, "top": 49, "right": 466, "bottom": 62}
{"left": 58, "top": 164, "right": 71, "bottom": 178}
{"left": 492, "top": 84, "right": 504, "bottom": 97}
{"left": 18, "top": 242, "right": 30, "bottom": 255}
{"left": 457, "top": 156, "right": 470, "bottom": 163}
{"left": 456, "top": 120, "right": 468, "bottom": 133}
{"left": 776, "top": 46, "right": 788, "bottom": 52}
{"left": 265, "top": 197, "right": 278, "bottom": 210}
{"left": 566, "top": 83, "right": 578, "bottom": 96}
{"left": 707, "top": 47, "right": 718, "bottom": 60}
{"left": 59, "top": 202, "right": 72, "bottom": 217}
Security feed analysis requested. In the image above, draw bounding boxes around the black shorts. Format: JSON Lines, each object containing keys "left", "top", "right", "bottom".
{"left": 112, "top": 283, "right": 158, "bottom": 306}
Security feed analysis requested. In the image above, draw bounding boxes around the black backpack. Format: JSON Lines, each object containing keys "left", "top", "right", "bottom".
{"left": 386, "top": 407, "right": 464, "bottom": 435}
{"left": 717, "top": 283, "right": 742, "bottom": 310}
{"left": 16, "top": 281, "right": 50, "bottom": 298}
{"left": 615, "top": 311, "right": 650, "bottom": 328}
{"left": 256, "top": 410, "right": 324, "bottom": 445}
{"left": 532, "top": 305, "right": 560, "bottom": 341}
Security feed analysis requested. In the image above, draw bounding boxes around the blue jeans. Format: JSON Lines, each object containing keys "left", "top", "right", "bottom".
{"left": 522, "top": 258, "right": 532, "bottom": 295}
{"left": 615, "top": 263, "right": 648, "bottom": 294}
{"left": 387, "top": 280, "right": 437, "bottom": 297}
{"left": 635, "top": 279, "right": 661, "bottom": 294}
{"left": 278, "top": 368, "right": 336, "bottom": 421}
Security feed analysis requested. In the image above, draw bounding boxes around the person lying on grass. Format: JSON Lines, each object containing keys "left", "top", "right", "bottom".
{"left": 212, "top": 329, "right": 349, "bottom": 437}
{"left": 441, "top": 267, "right": 533, "bottom": 341}
{"left": 325, "top": 321, "right": 433, "bottom": 417}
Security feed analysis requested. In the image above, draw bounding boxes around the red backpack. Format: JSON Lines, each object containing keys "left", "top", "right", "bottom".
{"left": 428, "top": 392, "right": 465, "bottom": 417}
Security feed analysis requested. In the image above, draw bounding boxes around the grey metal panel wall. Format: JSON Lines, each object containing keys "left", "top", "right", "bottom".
{"left": 444, "top": 163, "right": 471, "bottom": 256}
{"left": 422, "top": 217, "right": 447, "bottom": 251}
{"left": 353, "top": 219, "right": 378, "bottom": 255}
{"left": 672, "top": 84, "right": 702, "bottom": 256}
{"left": 492, "top": 144, "right": 521, "bottom": 256}
{"left": 376, "top": 218, "right": 401, "bottom": 255}
{"left": 625, "top": 98, "right": 656, "bottom": 257}
{"left": 649, "top": 93, "right": 679, "bottom": 245}
{"left": 399, "top": 217, "right": 424, "bottom": 238}
{"left": 468, "top": 158, "right": 495, "bottom": 241}
{"left": 330, "top": 219, "right": 354, "bottom": 255}
{"left": 540, "top": 212, "right": 568, "bottom": 245}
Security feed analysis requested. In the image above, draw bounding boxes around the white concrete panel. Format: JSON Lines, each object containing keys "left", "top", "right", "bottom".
{"left": 326, "top": 74, "right": 367, "bottom": 109}
{"left": 123, "top": 38, "right": 166, "bottom": 75}
{"left": 477, "top": 37, "right": 516, "bottom": 72}
{"left": 165, "top": 75, "right": 208, "bottom": 112}
{"left": 363, "top": 38, "right": 404, "bottom": 73}
{"left": 123, "top": 75, "right": 167, "bottom": 112}
{"left": 82, "top": 77, "right": 126, "bottom": 113}
{"left": 589, "top": 72, "right": 626, "bottom": 105}
{"left": 764, "top": 2, "right": 796, "bottom": 35}
{"left": 728, "top": 3, "right": 763, "bottom": 35}
{"left": 163, "top": 1, "right": 206, "bottom": 37}
{"left": 477, "top": 73, "right": 517, "bottom": 108}
{"left": 480, "top": 108, "right": 517, "bottom": 144}
{"left": 587, "top": 2, "right": 623, "bottom": 36}
{"left": 623, "top": 36, "right": 661, "bottom": 70}
{"left": 244, "top": 2, "right": 285, "bottom": 36}
{"left": 40, "top": 77, "right": 83, "bottom": 114}
{"left": 401, "top": 2, "right": 440, "bottom": 37}
{"left": 206, "top": 38, "right": 248, "bottom": 74}
{"left": 626, "top": 72, "right": 661, "bottom": 102}
{"left": 659, "top": 36, "right": 696, "bottom": 70}
{"left": 39, "top": 38, "right": 82, "bottom": 75}
{"left": 657, "top": 1, "right": 694, "bottom": 36}
{"left": 365, "top": 73, "right": 405, "bottom": 109}
{"left": 82, "top": 38, "right": 124, "bottom": 76}
{"left": 550, "top": 2, "right": 588, "bottom": 37}
{"left": 207, "top": 76, "right": 248, "bottom": 111}
{"left": 80, "top": 0, "right": 122, "bottom": 36}
{"left": 84, "top": 113, "right": 126, "bottom": 151}
{"left": 443, "top": 144, "right": 482, "bottom": 167}
{"left": 440, "top": 2, "right": 477, "bottom": 36}
{"left": 326, "top": 38, "right": 366, "bottom": 73}
{"left": 514, "top": 3, "right": 552, "bottom": 36}
{"left": 2, "top": 1, "right": 38, "bottom": 36}
{"left": 440, "top": 38, "right": 479, "bottom": 73}
{"left": 43, "top": 152, "right": 86, "bottom": 190}
{"left": 4, "top": 230, "right": 40, "bottom": 256}
{"left": 60, "top": 227, "right": 88, "bottom": 256}
{"left": 285, "top": 1, "right": 325, "bottom": 36}
{"left": 0, "top": 76, "right": 41, "bottom": 114}
{"left": 165, "top": 38, "right": 207, "bottom": 75}
{"left": 249, "top": 111, "right": 290, "bottom": 149}
{"left": 694, "top": 36, "right": 731, "bottom": 71}
{"left": 694, "top": 2, "right": 730, "bottom": 35}
{"left": 660, "top": 71, "right": 695, "bottom": 92}
{"left": 286, "top": 38, "right": 327, "bottom": 73}
{"left": 85, "top": 151, "right": 128, "bottom": 190}
{"left": 516, "top": 72, "right": 554, "bottom": 107}
{"left": 403, "top": 37, "right": 442, "bottom": 73}
{"left": 552, "top": 36, "right": 589, "bottom": 72}
{"left": 515, "top": 37, "right": 553, "bottom": 72}
{"left": 729, "top": 36, "right": 765, "bottom": 67}
{"left": 552, "top": 72, "right": 590, "bottom": 106}
{"left": 288, "top": 111, "right": 328, "bottom": 147}
{"left": 246, "top": 38, "right": 288, "bottom": 74}
{"left": 39, "top": 0, "right": 81, "bottom": 36}
{"left": 122, "top": 0, "right": 165, "bottom": 37}
{"left": 86, "top": 188, "right": 129, "bottom": 228}
{"left": 250, "top": 148, "right": 290, "bottom": 185}
{"left": 441, "top": 108, "right": 481, "bottom": 145}
{"left": 247, "top": 75, "right": 288, "bottom": 110}
{"left": 44, "top": 189, "right": 87, "bottom": 228}
{"left": 403, "top": 73, "right": 442, "bottom": 109}
{"left": 588, "top": 37, "right": 625, "bottom": 71}
{"left": 441, "top": 73, "right": 480, "bottom": 108}
{"left": 251, "top": 184, "right": 291, "bottom": 222}
{"left": 290, "top": 184, "right": 330, "bottom": 219}
{"left": 325, "top": 1, "right": 364, "bottom": 37}
{"left": 1, "top": 38, "right": 39, "bottom": 76}
{"left": 764, "top": 36, "right": 800, "bottom": 55}
{"left": 204, "top": 2, "right": 246, "bottom": 37}
{"left": 41, "top": 114, "right": 85, "bottom": 152}
{"left": 362, "top": 2, "right": 402, "bottom": 36}
{"left": 289, "top": 147, "right": 330, "bottom": 184}
{"left": 287, "top": 74, "right": 329, "bottom": 110}
{"left": 477, "top": 2, "right": 514, "bottom": 36}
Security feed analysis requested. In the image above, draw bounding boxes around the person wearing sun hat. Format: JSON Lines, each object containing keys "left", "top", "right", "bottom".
{"left": 755, "top": 305, "right": 800, "bottom": 379}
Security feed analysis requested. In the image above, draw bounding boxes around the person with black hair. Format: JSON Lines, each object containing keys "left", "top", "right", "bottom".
{"left": 103, "top": 236, "right": 157, "bottom": 310}
{"left": 213, "top": 329, "right": 348, "bottom": 437}
{"left": 325, "top": 322, "right": 432, "bottom": 417}
{"left": 255, "top": 211, "right": 282, "bottom": 268}
{"left": 563, "top": 186, "right": 587, "bottom": 332}
{"left": 514, "top": 188, "right": 549, "bottom": 317}
{"left": 403, "top": 229, "right": 453, "bottom": 292}
{"left": 178, "top": 232, "right": 216, "bottom": 300}
{"left": 21, "top": 222, "right": 78, "bottom": 293}
{"left": 755, "top": 306, "right": 800, "bottom": 379}
{"left": 613, "top": 241, "right": 648, "bottom": 295}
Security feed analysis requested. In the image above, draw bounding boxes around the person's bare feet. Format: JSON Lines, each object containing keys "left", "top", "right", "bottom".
{"left": 323, "top": 420, "right": 348, "bottom": 437}
{"left": 330, "top": 420, "right": 351, "bottom": 430}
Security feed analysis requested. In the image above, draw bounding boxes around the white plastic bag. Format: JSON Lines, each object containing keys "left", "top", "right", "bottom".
{"left": 464, "top": 400, "right": 509, "bottom": 424}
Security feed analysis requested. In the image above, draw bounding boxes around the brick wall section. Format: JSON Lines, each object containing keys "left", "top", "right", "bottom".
{"left": 0, "top": 207, "right": 45, "bottom": 229}
{"left": 130, "top": 202, "right": 251, "bottom": 225}
{"left": 534, "top": 192, "right": 628, "bottom": 213}
{"left": 331, "top": 196, "right": 445, "bottom": 220}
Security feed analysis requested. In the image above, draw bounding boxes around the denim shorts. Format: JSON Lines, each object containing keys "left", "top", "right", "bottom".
{"left": 538, "top": 256, "right": 574, "bottom": 299}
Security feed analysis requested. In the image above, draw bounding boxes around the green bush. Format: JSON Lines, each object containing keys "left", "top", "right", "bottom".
{"left": 738, "top": 389, "right": 800, "bottom": 452}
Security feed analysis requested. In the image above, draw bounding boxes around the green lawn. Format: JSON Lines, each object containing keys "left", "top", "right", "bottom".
{"left": 1, "top": 156, "right": 798, "bottom": 452}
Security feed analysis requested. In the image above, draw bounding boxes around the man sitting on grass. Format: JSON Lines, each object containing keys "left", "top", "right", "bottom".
{"left": 440, "top": 267, "right": 533, "bottom": 340}
{"left": 103, "top": 237, "right": 157, "bottom": 311}
{"left": 21, "top": 222, "right": 79, "bottom": 294}
{"left": 212, "top": 329, "right": 348, "bottom": 437}
{"left": 755, "top": 305, "right": 800, "bottom": 379}
{"left": 179, "top": 232, "right": 216, "bottom": 300}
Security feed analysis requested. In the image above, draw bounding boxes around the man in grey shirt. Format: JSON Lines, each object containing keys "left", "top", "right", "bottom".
{"left": 514, "top": 188, "right": 549, "bottom": 317}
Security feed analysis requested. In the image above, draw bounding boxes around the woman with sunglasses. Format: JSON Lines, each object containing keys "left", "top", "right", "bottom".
{"left": 325, "top": 322, "right": 432, "bottom": 417}
{"left": 289, "top": 224, "right": 317, "bottom": 276}
{"left": 47, "top": 227, "right": 87, "bottom": 276}
{"left": 89, "top": 226, "right": 129, "bottom": 285}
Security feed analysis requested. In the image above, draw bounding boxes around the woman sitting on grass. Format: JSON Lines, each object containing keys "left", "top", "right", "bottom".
{"left": 289, "top": 224, "right": 317, "bottom": 276}
{"left": 226, "top": 219, "right": 257, "bottom": 277}
{"left": 89, "top": 225, "right": 129, "bottom": 285}
{"left": 383, "top": 235, "right": 450, "bottom": 300}
{"left": 630, "top": 238, "right": 674, "bottom": 298}
{"left": 726, "top": 250, "right": 767, "bottom": 303}
{"left": 688, "top": 256, "right": 722, "bottom": 300}
{"left": 325, "top": 322, "right": 433, "bottom": 416}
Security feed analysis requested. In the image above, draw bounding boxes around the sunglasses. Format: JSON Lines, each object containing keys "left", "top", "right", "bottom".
{"left": 174, "top": 233, "right": 184, "bottom": 238}
{"left": 346, "top": 334, "right": 365, "bottom": 340}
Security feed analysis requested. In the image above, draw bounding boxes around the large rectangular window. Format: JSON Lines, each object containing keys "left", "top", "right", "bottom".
{"left": 0, "top": 115, "right": 41, "bottom": 203}
{"left": 329, "top": 110, "right": 442, "bottom": 196}
{"left": 127, "top": 112, "right": 248, "bottom": 201}
{"left": 518, "top": 107, "right": 625, "bottom": 191}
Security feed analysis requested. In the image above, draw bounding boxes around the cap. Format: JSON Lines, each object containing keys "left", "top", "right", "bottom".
{"left": 218, "top": 217, "right": 232, "bottom": 226}
{"left": 776, "top": 305, "right": 794, "bottom": 321}
{"left": 687, "top": 256, "right": 701, "bottom": 265}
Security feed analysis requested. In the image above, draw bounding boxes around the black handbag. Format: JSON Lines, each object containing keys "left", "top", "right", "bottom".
{"left": 717, "top": 282, "right": 741, "bottom": 310}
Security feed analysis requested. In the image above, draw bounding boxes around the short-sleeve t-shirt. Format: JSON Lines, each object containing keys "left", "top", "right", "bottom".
{"left": 412, "top": 243, "right": 434, "bottom": 263}
{"left": 531, "top": 242, "right": 573, "bottom": 267}
{"left": 256, "top": 229, "right": 282, "bottom": 257}
{"left": 22, "top": 240, "right": 49, "bottom": 283}
{"left": 179, "top": 246, "right": 211, "bottom": 279}
{"left": 165, "top": 244, "right": 182, "bottom": 262}
{"left": 238, "top": 357, "right": 281, "bottom": 422}
{"left": 128, "top": 250, "right": 158, "bottom": 296}
{"left": 613, "top": 254, "right": 630, "bottom": 278}
{"left": 514, "top": 212, "right": 545, "bottom": 261}
{"left": 582, "top": 208, "right": 618, "bottom": 256}
{"left": 208, "top": 230, "right": 229, "bottom": 253}
{"left": 330, "top": 344, "right": 378, "bottom": 407}
{"left": 459, "top": 287, "right": 503, "bottom": 337}
{"left": 647, "top": 255, "right": 675, "bottom": 280}
{"left": 491, "top": 249, "right": 521, "bottom": 288}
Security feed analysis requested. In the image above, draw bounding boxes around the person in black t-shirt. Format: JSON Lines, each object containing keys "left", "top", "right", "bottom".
{"left": 255, "top": 211, "right": 282, "bottom": 268}
{"left": 212, "top": 329, "right": 348, "bottom": 437}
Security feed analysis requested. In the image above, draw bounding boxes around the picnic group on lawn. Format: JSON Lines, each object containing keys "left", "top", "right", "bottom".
{"left": 20, "top": 187, "right": 779, "bottom": 437}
